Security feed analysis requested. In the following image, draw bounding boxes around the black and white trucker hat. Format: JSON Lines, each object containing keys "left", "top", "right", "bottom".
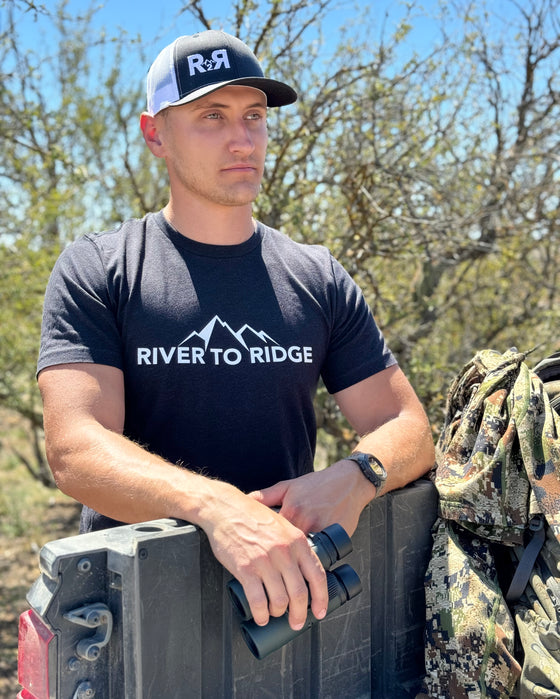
{"left": 146, "top": 30, "right": 298, "bottom": 115}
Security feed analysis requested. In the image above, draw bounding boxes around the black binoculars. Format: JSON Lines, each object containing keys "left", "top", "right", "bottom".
{"left": 227, "top": 523, "right": 362, "bottom": 659}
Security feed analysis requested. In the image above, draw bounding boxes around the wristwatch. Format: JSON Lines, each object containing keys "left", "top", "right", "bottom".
{"left": 345, "top": 452, "right": 387, "bottom": 494}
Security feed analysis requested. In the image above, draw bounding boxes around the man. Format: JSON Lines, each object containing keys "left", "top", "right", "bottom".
{"left": 37, "top": 30, "right": 434, "bottom": 633}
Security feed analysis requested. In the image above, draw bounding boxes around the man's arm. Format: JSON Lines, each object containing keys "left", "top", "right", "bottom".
{"left": 38, "top": 363, "right": 329, "bottom": 630}
{"left": 250, "top": 364, "right": 435, "bottom": 535}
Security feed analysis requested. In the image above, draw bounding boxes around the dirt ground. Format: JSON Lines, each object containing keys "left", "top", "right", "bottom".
{"left": 0, "top": 499, "right": 81, "bottom": 698}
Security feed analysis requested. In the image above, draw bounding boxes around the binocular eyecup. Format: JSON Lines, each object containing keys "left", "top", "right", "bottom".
{"left": 227, "top": 522, "right": 362, "bottom": 659}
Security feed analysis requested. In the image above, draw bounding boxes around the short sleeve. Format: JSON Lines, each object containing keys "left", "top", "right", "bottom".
{"left": 37, "top": 238, "right": 123, "bottom": 374}
{"left": 320, "top": 256, "right": 396, "bottom": 394}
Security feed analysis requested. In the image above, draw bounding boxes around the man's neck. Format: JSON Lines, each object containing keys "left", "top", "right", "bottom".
{"left": 163, "top": 199, "right": 256, "bottom": 245}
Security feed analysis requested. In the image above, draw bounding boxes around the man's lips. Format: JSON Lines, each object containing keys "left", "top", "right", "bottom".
{"left": 221, "top": 163, "right": 258, "bottom": 173}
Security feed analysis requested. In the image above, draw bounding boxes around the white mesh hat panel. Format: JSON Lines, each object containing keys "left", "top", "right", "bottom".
{"left": 146, "top": 40, "right": 180, "bottom": 116}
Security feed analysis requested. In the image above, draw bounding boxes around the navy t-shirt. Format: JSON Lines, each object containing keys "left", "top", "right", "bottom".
{"left": 38, "top": 212, "right": 396, "bottom": 530}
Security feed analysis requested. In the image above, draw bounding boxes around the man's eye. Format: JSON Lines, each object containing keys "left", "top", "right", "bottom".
{"left": 246, "top": 112, "right": 265, "bottom": 121}
{"left": 205, "top": 112, "right": 222, "bottom": 120}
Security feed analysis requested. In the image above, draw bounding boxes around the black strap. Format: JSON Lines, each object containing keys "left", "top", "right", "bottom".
{"left": 506, "top": 515, "right": 546, "bottom": 603}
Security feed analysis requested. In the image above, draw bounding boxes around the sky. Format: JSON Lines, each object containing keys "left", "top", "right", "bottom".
{"left": 8, "top": 0, "right": 447, "bottom": 67}
{"left": 31, "top": 0, "right": 435, "bottom": 45}
{"left": 5, "top": 0, "right": 537, "bottom": 77}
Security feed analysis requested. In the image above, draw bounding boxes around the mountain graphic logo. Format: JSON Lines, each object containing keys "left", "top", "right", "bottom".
{"left": 136, "top": 315, "right": 313, "bottom": 367}
{"left": 180, "top": 315, "right": 278, "bottom": 350}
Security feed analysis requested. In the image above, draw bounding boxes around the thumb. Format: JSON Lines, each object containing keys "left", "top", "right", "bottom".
{"left": 248, "top": 480, "right": 289, "bottom": 508}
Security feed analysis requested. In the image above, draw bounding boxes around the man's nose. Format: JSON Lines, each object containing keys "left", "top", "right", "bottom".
{"left": 228, "top": 121, "right": 256, "bottom": 154}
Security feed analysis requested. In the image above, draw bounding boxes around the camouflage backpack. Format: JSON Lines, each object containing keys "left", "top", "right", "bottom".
{"left": 420, "top": 348, "right": 560, "bottom": 699}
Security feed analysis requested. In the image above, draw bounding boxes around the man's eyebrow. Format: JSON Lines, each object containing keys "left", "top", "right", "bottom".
{"left": 191, "top": 100, "right": 267, "bottom": 111}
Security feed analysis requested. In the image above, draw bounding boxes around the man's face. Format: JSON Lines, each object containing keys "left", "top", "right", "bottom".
{"left": 155, "top": 85, "right": 268, "bottom": 208}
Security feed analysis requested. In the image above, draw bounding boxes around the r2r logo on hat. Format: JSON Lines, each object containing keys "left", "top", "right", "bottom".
{"left": 187, "top": 49, "right": 230, "bottom": 76}
{"left": 146, "top": 30, "right": 297, "bottom": 116}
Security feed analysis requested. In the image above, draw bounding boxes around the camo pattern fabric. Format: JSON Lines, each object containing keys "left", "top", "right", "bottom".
{"left": 423, "top": 519, "right": 521, "bottom": 698}
{"left": 421, "top": 348, "right": 560, "bottom": 698}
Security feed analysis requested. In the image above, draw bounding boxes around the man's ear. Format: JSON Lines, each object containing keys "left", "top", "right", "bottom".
{"left": 140, "top": 112, "right": 165, "bottom": 157}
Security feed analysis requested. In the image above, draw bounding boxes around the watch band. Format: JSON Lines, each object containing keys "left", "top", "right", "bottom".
{"left": 345, "top": 451, "right": 387, "bottom": 493}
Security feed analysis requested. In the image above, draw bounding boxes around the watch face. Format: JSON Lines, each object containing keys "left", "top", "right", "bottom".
{"left": 367, "top": 456, "right": 386, "bottom": 478}
{"left": 349, "top": 452, "right": 387, "bottom": 489}
{"left": 363, "top": 454, "right": 386, "bottom": 482}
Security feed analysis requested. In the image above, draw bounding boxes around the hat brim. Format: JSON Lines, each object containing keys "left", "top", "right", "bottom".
{"left": 164, "top": 77, "right": 297, "bottom": 111}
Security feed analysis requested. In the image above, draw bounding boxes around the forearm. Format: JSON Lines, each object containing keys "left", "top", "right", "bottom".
{"left": 334, "top": 365, "right": 435, "bottom": 498}
{"left": 348, "top": 408, "right": 435, "bottom": 496}
{"left": 46, "top": 417, "right": 223, "bottom": 526}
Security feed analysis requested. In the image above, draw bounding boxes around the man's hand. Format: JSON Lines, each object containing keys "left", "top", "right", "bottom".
{"left": 196, "top": 482, "right": 329, "bottom": 631}
{"left": 248, "top": 460, "right": 374, "bottom": 537}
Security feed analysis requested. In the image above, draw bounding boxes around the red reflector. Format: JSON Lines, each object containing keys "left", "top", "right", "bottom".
{"left": 18, "top": 609, "right": 55, "bottom": 698}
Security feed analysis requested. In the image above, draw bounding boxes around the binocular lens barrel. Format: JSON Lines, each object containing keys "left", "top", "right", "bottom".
{"left": 240, "top": 563, "right": 362, "bottom": 660}
{"left": 227, "top": 523, "right": 353, "bottom": 622}
{"left": 310, "top": 522, "right": 353, "bottom": 569}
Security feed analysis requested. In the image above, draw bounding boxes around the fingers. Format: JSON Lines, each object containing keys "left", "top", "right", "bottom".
{"left": 237, "top": 532, "right": 328, "bottom": 631}
{"left": 281, "top": 555, "right": 328, "bottom": 629}
{"left": 247, "top": 480, "right": 288, "bottom": 507}
{"left": 268, "top": 464, "right": 367, "bottom": 536}
{"left": 238, "top": 575, "right": 277, "bottom": 627}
